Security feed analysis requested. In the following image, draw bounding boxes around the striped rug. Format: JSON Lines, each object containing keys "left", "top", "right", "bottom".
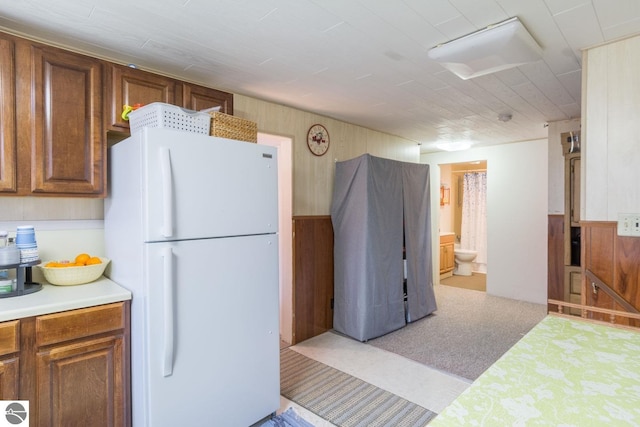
{"left": 280, "top": 348, "right": 437, "bottom": 427}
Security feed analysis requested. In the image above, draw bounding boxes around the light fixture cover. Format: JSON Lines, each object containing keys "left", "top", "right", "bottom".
{"left": 435, "top": 141, "right": 472, "bottom": 151}
{"left": 428, "top": 17, "right": 542, "bottom": 80}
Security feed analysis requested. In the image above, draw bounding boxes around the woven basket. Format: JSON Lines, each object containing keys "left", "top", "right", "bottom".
{"left": 209, "top": 112, "right": 257, "bottom": 143}
{"left": 38, "top": 258, "right": 110, "bottom": 286}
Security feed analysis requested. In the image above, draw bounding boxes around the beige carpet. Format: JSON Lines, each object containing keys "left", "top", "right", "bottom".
{"left": 368, "top": 284, "right": 547, "bottom": 381}
{"left": 440, "top": 273, "right": 486, "bottom": 292}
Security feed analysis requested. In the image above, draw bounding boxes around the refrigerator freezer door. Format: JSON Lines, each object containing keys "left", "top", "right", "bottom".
{"left": 110, "top": 127, "right": 278, "bottom": 243}
{"left": 143, "top": 234, "right": 279, "bottom": 427}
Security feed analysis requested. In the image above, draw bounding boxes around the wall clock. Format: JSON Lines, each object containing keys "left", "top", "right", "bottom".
{"left": 307, "top": 124, "right": 330, "bottom": 156}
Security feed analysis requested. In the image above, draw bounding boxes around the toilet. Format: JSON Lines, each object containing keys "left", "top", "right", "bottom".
{"left": 453, "top": 248, "right": 477, "bottom": 276}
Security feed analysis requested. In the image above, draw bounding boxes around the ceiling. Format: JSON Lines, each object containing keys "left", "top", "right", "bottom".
{"left": 1, "top": 0, "right": 639, "bottom": 153}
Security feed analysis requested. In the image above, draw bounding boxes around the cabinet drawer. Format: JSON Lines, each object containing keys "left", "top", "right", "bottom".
{"left": 36, "top": 302, "right": 125, "bottom": 346}
{"left": 0, "top": 321, "right": 19, "bottom": 356}
{"left": 440, "top": 234, "right": 455, "bottom": 244}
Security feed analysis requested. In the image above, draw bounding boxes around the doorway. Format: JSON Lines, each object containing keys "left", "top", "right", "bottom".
{"left": 438, "top": 160, "right": 487, "bottom": 292}
{"left": 257, "top": 132, "right": 293, "bottom": 344}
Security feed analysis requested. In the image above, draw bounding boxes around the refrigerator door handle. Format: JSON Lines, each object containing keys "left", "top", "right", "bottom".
{"left": 159, "top": 147, "right": 174, "bottom": 238}
{"left": 162, "top": 246, "right": 175, "bottom": 377}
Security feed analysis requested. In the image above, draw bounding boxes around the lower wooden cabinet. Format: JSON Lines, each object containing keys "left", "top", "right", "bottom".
{"left": 0, "top": 357, "right": 19, "bottom": 400}
{"left": 36, "top": 335, "right": 126, "bottom": 426}
{"left": 0, "top": 320, "right": 20, "bottom": 400}
{"left": 439, "top": 234, "right": 455, "bottom": 275}
{"left": 0, "top": 301, "right": 130, "bottom": 427}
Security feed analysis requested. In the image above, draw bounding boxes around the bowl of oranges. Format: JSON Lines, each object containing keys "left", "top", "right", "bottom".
{"left": 38, "top": 253, "right": 110, "bottom": 286}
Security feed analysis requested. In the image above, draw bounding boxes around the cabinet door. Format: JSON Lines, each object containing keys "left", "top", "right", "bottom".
{"left": 107, "top": 64, "right": 176, "bottom": 131}
{"left": 29, "top": 44, "right": 105, "bottom": 195}
{"left": 0, "top": 320, "right": 19, "bottom": 400}
{"left": 444, "top": 243, "right": 455, "bottom": 271}
{"left": 180, "top": 82, "right": 233, "bottom": 114}
{"left": 439, "top": 245, "right": 446, "bottom": 273}
{"left": 0, "top": 357, "right": 19, "bottom": 400}
{"left": 0, "top": 35, "right": 17, "bottom": 192}
{"left": 439, "top": 243, "right": 455, "bottom": 273}
{"left": 36, "top": 335, "right": 126, "bottom": 427}
{"left": 34, "top": 303, "right": 129, "bottom": 427}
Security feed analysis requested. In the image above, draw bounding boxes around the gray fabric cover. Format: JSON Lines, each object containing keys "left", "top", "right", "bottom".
{"left": 331, "top": 154, "right": 436, "bottom": 342}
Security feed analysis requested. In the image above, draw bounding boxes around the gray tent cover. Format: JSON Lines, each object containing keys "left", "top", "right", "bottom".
{"left": 331, "top": 154, "right": 437, "bottom": 342}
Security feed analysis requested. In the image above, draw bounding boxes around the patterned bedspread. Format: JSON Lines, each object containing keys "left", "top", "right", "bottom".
{"left": 430, "top": 315, "right": 640, "bottom": 426}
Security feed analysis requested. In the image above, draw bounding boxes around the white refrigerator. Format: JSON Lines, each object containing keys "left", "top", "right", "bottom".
{"left": 104, "top": 127, "right": 280, "bottom": 427}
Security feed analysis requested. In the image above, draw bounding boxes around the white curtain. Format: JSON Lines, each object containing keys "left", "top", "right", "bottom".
{"left": 461, "top": 172, "right": 487, "bottom": 273}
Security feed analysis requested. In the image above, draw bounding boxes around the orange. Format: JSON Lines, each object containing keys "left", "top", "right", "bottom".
{"left": 86, "top": 257, "right": 102, "bottom": 265}
{"left": 75, "top": 253, "right": 91, "bottom": 265}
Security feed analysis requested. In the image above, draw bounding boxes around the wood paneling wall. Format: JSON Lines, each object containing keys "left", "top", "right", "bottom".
{"left": 582, "top": 221, "right": 640, "bottom": 326}
{"left": 583, "top": 34, "right": 640, "bottom": 221}
{"left": 292, "top": 216, "right": 334, "bottom": 344}
{"left": 234, "top": 95, "right": 420, "bottom": 216}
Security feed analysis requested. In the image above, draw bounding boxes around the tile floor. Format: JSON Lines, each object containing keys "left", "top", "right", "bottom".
{"left": 277, "top": 330, "right": 471, "bottom": 426}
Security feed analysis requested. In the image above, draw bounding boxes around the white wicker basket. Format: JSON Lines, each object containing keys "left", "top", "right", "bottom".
{"left": 38, "top": 258, "right": 110, "bottom": 286}
{"left": 128, "top": 102, "right": 211, "bottom": 135}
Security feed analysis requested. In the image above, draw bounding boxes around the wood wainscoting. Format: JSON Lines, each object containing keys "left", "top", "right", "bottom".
{"left": 292, "top": 216, "right": 334, "bottom": 344}
{"left": 582, "top": 221, "right": 640, "bottom": 326}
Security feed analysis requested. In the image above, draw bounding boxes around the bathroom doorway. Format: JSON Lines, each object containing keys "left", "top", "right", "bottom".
{"left": 438, "top": 160, "right": 487, "bottom": 292}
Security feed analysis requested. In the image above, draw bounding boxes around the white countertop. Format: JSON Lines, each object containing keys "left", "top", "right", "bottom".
{"left": 0, "top": 277, "right": 132, "bottom": 322}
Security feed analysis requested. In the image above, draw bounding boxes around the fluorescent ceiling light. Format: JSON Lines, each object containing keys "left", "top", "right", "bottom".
{"left": 427, "top": 17, "right": 542, "bottom": 80}
{"left": 436, "top": 141, "right": 472, "bottom": 151}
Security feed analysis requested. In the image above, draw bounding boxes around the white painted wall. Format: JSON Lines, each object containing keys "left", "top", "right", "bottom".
{"left": 258, "top": 132, "right": 294, "bottom": 345}
{"left": 422, "top": 139, "right": 549, "bottom": 305}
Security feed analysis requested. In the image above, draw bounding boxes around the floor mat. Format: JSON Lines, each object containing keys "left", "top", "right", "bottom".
{"left": 280, "top": 348, "right": 436, "bottom": 427}
{"left": 260, "top": 407, "right": 315, "bottom": 427}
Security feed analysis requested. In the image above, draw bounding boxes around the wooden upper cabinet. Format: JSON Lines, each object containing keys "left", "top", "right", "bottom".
{"left": 0, "top": 36, "right": 17, "bottom": 192}
{"left": 107, "top": 64, "right": 176, "bottom": 131}
{"left": 180, "top": 82, "right": 233, "bottom": 114}
{"left": 27, "top": 43, "right": 105, "bottom": 196}
{"left": 107, "top": 64, "right": 234, "bottom": 133}
{"left": 0, "top": 31, "right": 234, "bottom": 197}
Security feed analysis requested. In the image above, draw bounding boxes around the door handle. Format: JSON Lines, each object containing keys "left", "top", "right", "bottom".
{"left": 162, "top": 246, "right": 175, "bottom": 377}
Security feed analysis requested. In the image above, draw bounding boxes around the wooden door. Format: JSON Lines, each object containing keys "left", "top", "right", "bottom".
{"left": 0, "top": 36, "right": 17, "bottom": 192}
{"left": 180, "top": 82, "right": 233, "bottom": 114}
{"left": 35, "top": 335, "right": 127, "bottom": 427}
{"left": 28, "top": 44, "right": 105, "bottom": 195}
{"left": 547, "top": 214, "right": 564, "bottom": 304}
{"left": 292, "top": 216, "right": 334, "bottom": 344}
{"left": 34, "top": 302, "right": 130, "bottom": 426}
{"left": 107, "top": 64, "right": 176, "bottom": 132}
{"left": 0, "top": 357, "right": 19, "bottom": 400}
{"left": 0, "top": 320, "right": 19, "bottom": 400}
{"left": 570, "top": 157, "right": 581, "bottom": 225}
{"left": 445, "top": 243, "right": 455, "bottom": 272}
{"left": 439, "top": 244, "right": 446, "bottom": 273}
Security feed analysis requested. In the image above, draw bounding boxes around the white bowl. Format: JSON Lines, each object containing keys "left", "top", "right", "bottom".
{"left": 38, "top": 258, "right": 110, "bottom": 286}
